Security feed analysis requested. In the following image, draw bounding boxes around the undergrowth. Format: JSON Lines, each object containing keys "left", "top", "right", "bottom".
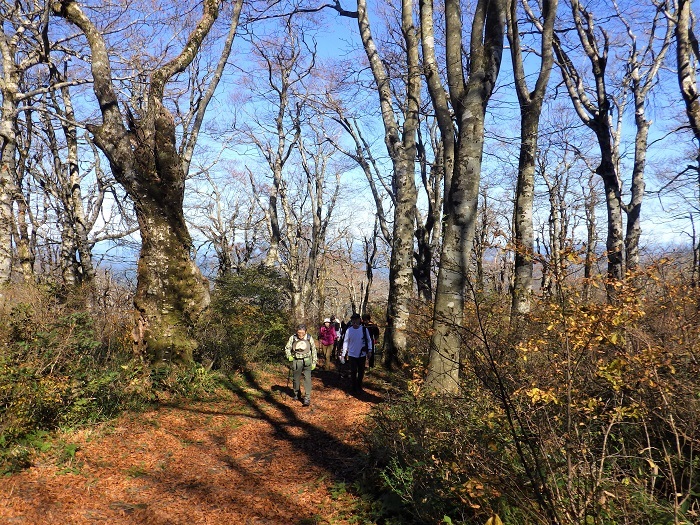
{"left": 0, "top": 283, "right": 224, "bottom": 475}
{"left": 363, "top": 265, "right": 700, "bottom": 525}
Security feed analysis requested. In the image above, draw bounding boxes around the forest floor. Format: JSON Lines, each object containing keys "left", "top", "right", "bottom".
{"left": 0, "top": 363, "right": 389, "bottom": 525}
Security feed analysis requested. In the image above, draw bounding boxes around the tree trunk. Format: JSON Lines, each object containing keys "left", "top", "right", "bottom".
{"left": 264, "top": 164, "right": 283, "bottom": 268}
{"left": 511, "top": 114, "right": 538, "bottom": 315}
{"left": 508, "top": 0, "right": 557, "bottom": 317}
{"left": 350, "top": 0, "right": 420, "bottom": 369}
{"left": 595, "top": 143, "right": 625, "bottom": 285}
{"left": 624, "top": 106, "right": 648, "bottom": 272}
{"left": 63, "top": 84, "right": 96, "bottom": 286}
{"left": 675, "top": 0, "right": 700, "bottom": 285}
{"left": 676, "top": 0, "right": 700, "bottom": 143}
{"left": 426, "top": 0, "right": 505, "bottom": 393}
{"left": 413, "top": 221, "right": 433, "bottom": 302}
{"left": 14, "top": 190, "right": 34, "bottom": 280}
{"left": 54, "top": 0, "right": 219, "bottom": 363}
{"left": 583, "top": 176, "right": 597, "bottom": 301}
{"left": 0, "top": 36, "right": 20, "bottom": 283}
{"left": 132, "top": 182, "right": 209, "bottom": 363}
{"left": 385, "top": 152, "right": 418, "bottom": 364}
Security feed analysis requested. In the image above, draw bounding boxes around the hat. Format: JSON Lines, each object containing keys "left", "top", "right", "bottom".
{"left": 350, "top": 312, "right": 361, "bottom": 320}
{"left": 324, "top": 318, "right": 331, "bottom": 323}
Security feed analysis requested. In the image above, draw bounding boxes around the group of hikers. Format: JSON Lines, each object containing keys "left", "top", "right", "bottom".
{"left": 284, "top": 313, "right": 381, "bottom": 407}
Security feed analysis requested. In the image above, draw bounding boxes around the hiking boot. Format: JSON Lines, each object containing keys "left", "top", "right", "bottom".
{"left": 293, "top": 391, "right": 301, "bottom": 401}
{"left": 303, "top": 397, "right": 310, "bottom": 407}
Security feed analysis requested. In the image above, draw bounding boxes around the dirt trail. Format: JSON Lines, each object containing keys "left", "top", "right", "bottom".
{"left": 0, "top": 365, "right": 383, "bottom": 525}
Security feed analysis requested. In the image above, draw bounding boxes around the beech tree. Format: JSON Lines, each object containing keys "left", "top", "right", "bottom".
{"left": 673, "top": 0, "right": 700, "bottom": 283}
{"left": 52, "top": 0, "right": 243, "bottom": 363}
{"left": 674, "top": 0, "right": 700, "bottom": 143}
{"left": 424, "top": 0, "right": 506, "bottom": 393}
{"left": 331, "top": 0, "right": 421, "bottom": 368}
{"left": 239, "top": 23, "right": 307, "bottom": 270}
{"left": 188, "top": 169, "right": 265, "bottom": 278}
{"left": 297, "top": 120, "right": 342, "bottom": 320}
{"left": 508, "top": 0, "right": 558, "bottom": 317}
{"left": 0, "top": 1, "right": 63, "bottom": 282}
{"left": 239, "top": 19, "right": 344, "bottom": 321}
{"left": 539, "top": 0, "right": 671, "bottom": 297}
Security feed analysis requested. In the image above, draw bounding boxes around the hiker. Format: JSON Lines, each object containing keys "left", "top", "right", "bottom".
{"left": 284, "top": 323, "right": 318, "bottom": 406}
{"left": 362, "top": 313, "right": 381, "bottom": 369}
{"left": 340, "top": 313, "right": 374, "bottom": 393}
{"left": 336, "top": 317, "right": 349, "bottom": 378}
{"left": 318, "top": 318, "right": 336, "bottom": 371}
{"left": 331, "top": 315, "right": 342, "bottom": 360}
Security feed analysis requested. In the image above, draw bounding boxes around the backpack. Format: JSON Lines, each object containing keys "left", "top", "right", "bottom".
{"left": 292, "top": 334, "right": 312, "bottom": 359}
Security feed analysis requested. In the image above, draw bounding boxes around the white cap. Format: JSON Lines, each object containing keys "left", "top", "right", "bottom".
{"left": 324, "top": 318, "right": 331, "bottom": 323}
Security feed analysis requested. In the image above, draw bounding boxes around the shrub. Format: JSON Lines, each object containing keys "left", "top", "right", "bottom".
{"left": 366, "top": 264, "right": 700, "bottom": 524}
{"left": 195, "top": 265, "right": 290, "bottom": 371}
{"left": 365, "top": 392, "right": 519, "bottom": 525}
{"left": 0, "top": 284, "right": 134, "bottom": 472}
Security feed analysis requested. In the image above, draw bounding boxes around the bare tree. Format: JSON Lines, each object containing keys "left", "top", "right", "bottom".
{"left": 330, "top": 0, "right": 421, "bottom": 369}
{"left": 320, "top": 98, "right": 393, "bottom": 246}
{"left": 425, "top": 0, "right": 506, "bottom": 393}
{"left": 538, "top": 0, "right": 671, "bottom": 298}
{"left": 239, "top": 23, "right": 308, "bottom": 270}
{"left": 0, "top": 2, "right": 56, "bottom": 282}
{"left": 297, "top": 119, "right": 342, "bottom": 322}
{"left": 508, "top": 0, "right": 558, "bottom": 317}
{"left": 189, "top": 169, "right": 265, "bottom": 278}
{"left": 616, "top": 1, "right": 673, "bottom": 271}
{"left": 52, "top": 0, "right": 243, "bottom": 364}
{"left": 36, "top": 76, "right": 103, "bottom": 288}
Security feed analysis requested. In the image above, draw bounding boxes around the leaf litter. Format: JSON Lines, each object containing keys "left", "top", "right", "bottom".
{"left": 0, "top": 364, "right": 384, "bottom": 524}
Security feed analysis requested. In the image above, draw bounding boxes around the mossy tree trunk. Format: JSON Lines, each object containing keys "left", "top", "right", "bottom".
{"left": 53, "top": 0, "right": 221, "bottom": 363}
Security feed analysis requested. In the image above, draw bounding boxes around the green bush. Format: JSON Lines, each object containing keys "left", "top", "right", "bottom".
{"left": 0, "top": 285, "right": 133, "bottom": 472}
{"left": 0, "top": 280, "right": 246, "bottom": 475}
{"left": 365, "top": 392, "right": 518, "bottom": 525}
{"left": 195, "top": 265, "right": 290, "bottom": 371}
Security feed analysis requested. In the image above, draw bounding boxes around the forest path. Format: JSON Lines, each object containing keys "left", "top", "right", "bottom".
{"left": 0, "top": 364, "right": 384, "bottom": 524}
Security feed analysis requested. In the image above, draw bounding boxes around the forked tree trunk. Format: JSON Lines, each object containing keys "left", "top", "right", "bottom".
{"left": 425, "top": 0, "right": 505, "bottom": 394}
{"left": 509, "top": 0, "right": 557, "bottom": 317}
{"left": 53, "top": 0, "right": 222, "bottom": 363}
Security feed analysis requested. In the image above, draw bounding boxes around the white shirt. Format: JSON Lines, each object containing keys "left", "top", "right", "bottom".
{"left": 341, "top": 324, "right": 374, "bottom": 359}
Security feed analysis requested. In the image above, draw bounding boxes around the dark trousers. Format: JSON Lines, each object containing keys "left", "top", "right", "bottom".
{"left": 348, "top": 355, "right": 366, "bottom": 391}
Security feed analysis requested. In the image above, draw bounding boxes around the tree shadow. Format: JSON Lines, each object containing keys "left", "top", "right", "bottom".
{"left": 84, "top": 366, "right": 383, "bottom": 525}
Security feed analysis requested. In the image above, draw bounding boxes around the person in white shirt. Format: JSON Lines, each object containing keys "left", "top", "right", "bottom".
{"left": 340, "top": 312, "right": 373, "bottom": 393}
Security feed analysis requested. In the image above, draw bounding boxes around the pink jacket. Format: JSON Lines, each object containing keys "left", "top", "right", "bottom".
{"left": 319, "top": 324, "right": 336, "bottom": 346}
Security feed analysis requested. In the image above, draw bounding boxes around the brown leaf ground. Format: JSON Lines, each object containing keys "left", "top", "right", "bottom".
{"left": 0, "top": 364, "right": 386, "bottom": 525}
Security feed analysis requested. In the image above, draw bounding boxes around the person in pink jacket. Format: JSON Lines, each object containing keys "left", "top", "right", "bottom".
{"left": 318, "top": 318, "right": 337, "bottom": 370}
